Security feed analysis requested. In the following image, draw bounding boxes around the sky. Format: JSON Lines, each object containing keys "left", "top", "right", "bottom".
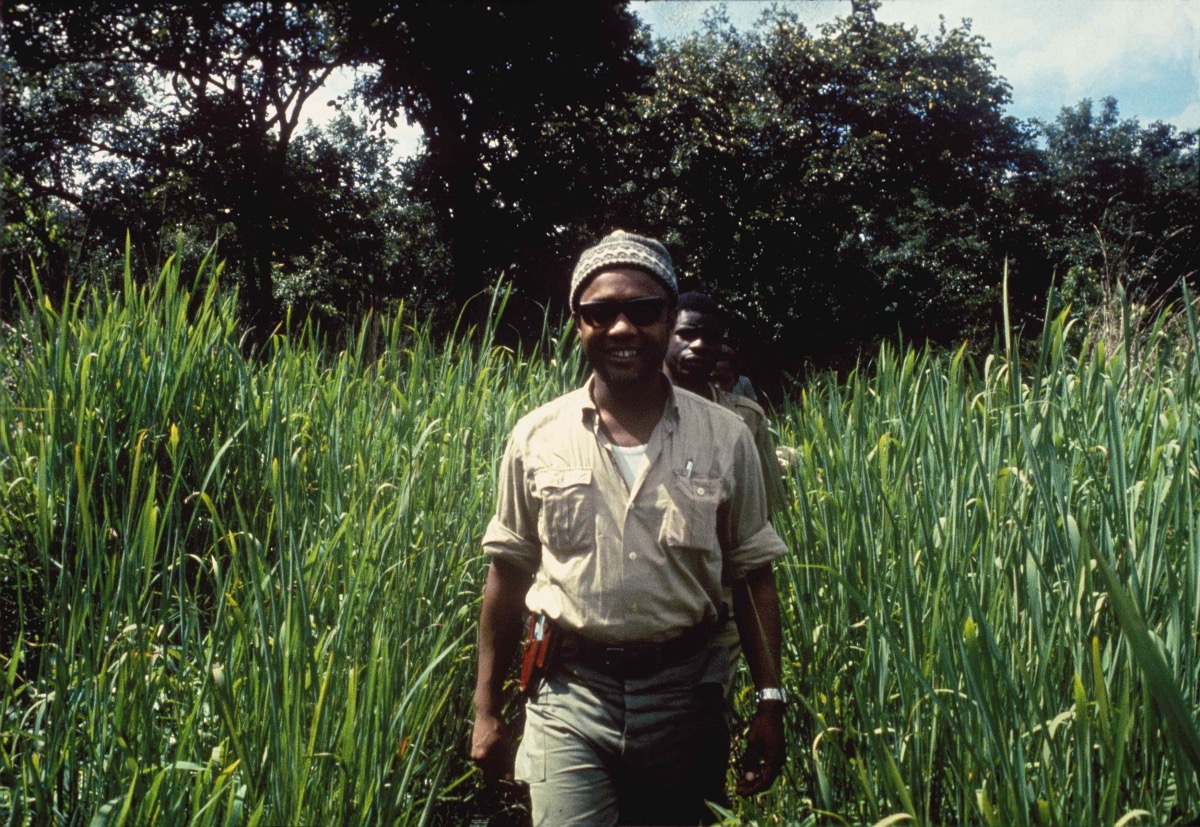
{"left": 319, "top": 0, "right": 1200, "bottom": 158}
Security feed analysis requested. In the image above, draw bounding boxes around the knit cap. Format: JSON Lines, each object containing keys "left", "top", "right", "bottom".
{"left": 569, "top": 230, "right": 678, "bottom": 310}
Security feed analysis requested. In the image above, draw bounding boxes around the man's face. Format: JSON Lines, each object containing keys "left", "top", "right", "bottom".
{"left": 712, "top": 357, "right": 736, "bottom": 391}
{"left": 574, "top": 267, "right": 674, "bottom": 391}
{"left": 665, "top": 309, "right": 726, "bottom": 387}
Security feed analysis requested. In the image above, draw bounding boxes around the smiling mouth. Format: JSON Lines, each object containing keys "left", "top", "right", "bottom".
{"left": 610, "top": 349, "right": 638, "bottom": 359}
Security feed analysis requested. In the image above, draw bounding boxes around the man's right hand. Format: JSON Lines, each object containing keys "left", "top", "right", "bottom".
{"left": 735, "top": 702, "right": 786, "bottom": 796}
{"left": 470, "top": 711, "right": 515, "bottom": 783}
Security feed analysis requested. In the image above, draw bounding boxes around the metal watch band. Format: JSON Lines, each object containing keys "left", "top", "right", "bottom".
{"left": 755, "top": 687, "right": 787, "bottom": 704}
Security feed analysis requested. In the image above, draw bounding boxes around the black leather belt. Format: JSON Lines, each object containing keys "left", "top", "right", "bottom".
{"left": 560, "top": 624, "right": 714, "bottom": 679}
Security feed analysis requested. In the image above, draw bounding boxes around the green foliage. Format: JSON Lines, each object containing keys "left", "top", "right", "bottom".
{"left": 0, "top": 245, "right": 580, "bottom": 824}
{"left": 274, "top": 116, "right": 452, "bottom": 333}
{"left": 4, "top": 243, "right": 1200, "bottom": 824}
{"left": 1038, "top": 98, "right": 1199, "bottom": 320}
{"left": 592, "top": 3, "right": 1050, "bottom": 371}
{"left": 770, "top": 295, "right": 1200, "bottom": 824}
{"left": 3, "top": 1, "right": 1198, "bottom": 388}
{"left": 1, "top": 1, "right": 356, "bottom": 325}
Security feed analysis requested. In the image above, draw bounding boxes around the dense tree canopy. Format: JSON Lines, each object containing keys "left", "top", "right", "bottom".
{"left": 570, "top": 2, "right": 1055, "bottom": 369}
{"left": 2, "top": 0, "right": 1196, "bottom": 375}
{"left": 1037, "top": 98, "right": 1199, "bottom": 314}
{"left": 345, "top": 0, "right": 650, "bottom": 317}
{"left": 3, "top": 1, "right": 353, "bottom": 329}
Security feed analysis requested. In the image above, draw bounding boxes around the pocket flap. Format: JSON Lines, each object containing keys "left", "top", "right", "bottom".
{"left": 673, "top": 472, "right": 721, "bottom": 500}
{"left": 534, "top": 467, "right": 592, "bottom": 490}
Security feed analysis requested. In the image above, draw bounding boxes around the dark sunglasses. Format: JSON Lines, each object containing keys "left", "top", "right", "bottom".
{"left": 577, "top": 296, "right": 668, "bottom": 328}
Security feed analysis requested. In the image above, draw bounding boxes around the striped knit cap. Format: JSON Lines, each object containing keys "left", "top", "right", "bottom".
{"left": 569, "top": 230, "right": 678, "bottom": 310}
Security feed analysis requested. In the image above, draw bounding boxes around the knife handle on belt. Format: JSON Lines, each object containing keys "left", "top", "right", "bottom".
{"left": 519, "top": 614, "right": 557, "bottom": 695}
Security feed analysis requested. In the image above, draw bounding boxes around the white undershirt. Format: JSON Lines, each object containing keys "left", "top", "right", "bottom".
{"left": 609, "top": 442, "right": 649, "bottom": 490}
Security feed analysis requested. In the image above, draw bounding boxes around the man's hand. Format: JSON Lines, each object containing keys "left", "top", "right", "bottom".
{"left": 732, "top": 565, "right": 786, "bottom": 796}
{"left": 470, "top": 711, "right": 515, "bottom": 783}
{"left": 471, "top": 560, "right": 531, "bottom": 784}
{"left": 736, "top": 703, "right": 786, "bottom": 796}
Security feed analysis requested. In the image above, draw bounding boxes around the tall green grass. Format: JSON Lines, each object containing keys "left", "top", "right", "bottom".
{"left": 1, "top": 249, "right": 578, "bottom": 825}
{"left": 772, "top": 288, "right": 1200, "bottom": 825}
{"left": 2, "top": 247, "right": 1198, "bottom": 825}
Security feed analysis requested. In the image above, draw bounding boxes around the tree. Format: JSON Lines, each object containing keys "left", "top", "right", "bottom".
{"left": 347, "top": 0, "right": 650, "bottom": 316}
{"left": 3, "top": 1, "right": 353, "bottom": 331}
{"left": 596, "top": 3, "right": 1046, "bottom": 373}
{"left": 276, "top": 115, "right": 451, "bottom": 332}
{"left": 1, "top": 21, "right": 146, "bottom": 307}
{"left": 1037, "top": 98, "right": 1199, "bottom": 313}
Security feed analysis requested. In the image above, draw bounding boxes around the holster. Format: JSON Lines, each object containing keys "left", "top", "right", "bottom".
{"left": 519, "top": 613, "right": 559, "bottom": 696}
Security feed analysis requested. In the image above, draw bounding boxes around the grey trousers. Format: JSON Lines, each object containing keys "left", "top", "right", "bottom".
{"left": 515, "top": 648, "right": 727, "bottom": 826}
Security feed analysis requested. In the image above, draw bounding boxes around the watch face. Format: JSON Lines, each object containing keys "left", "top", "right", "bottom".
{"left": 757, "top": 688, "right": 787, "bottom": 703}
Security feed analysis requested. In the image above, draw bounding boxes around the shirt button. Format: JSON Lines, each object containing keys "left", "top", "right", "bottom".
{"left": 628, "top": 552, "right": 637, "bottom": 560}
{"left": 630, "top": 603, "right": 639, "bottom": 613}
{"left": 696, "top": 486, "right": 706, "bottom": 495}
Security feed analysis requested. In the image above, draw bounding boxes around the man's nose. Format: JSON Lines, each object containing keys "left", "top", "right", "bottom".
{"left": 609, "top": 313, "right": 639, "bottom": 334}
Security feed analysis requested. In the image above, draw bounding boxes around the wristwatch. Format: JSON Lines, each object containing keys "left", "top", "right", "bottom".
{"left": 755, "top": 687, "right": 788, "bottom": 704}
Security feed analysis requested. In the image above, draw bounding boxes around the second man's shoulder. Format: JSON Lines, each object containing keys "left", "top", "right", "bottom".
{"left": 712, "top": 386, "right": 768, "bottom": 425}
{"left": 674, "top": 385, "right": 755, "bottom": 434}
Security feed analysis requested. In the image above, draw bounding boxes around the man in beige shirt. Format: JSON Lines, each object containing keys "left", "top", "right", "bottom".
{"left": 470, "top": 231, "right": 788, "bottom": 825}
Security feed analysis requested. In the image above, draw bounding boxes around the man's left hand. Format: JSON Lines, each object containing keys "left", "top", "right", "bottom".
{"left": 736, "top": 703, "right": 786, "bottom": 797}
{"left": 471, "top": 711, "right": 515, "bottom": 784}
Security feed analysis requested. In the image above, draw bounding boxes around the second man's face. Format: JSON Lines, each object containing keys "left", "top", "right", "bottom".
{"left": 665, "top": 309, "right": 725, "bottom": 387}
{"left": 574, "top": 267, "right": 674, "bottom": 391}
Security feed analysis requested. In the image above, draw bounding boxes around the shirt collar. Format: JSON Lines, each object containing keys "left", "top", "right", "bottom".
{"left": 578, "top": 375, "right": 679, "bottom": 435}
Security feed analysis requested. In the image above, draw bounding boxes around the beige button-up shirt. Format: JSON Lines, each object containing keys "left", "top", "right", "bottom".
{"left": 482, "top": 381, "right": 787, "bottom": 644}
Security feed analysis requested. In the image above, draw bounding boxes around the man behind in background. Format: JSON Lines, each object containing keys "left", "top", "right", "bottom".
{"left": 663, "top": 290, "right": 791, "bottom": 810}
{"left": 664, "top": 292, "right": 785, "bottom": 512}
{"left": 714, "top": 343, "right": 759, "bottom": 402}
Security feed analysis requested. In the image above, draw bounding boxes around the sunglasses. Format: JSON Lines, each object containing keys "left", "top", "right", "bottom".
{"left": 577, "top": 296, "right": 668, "bottom": 329}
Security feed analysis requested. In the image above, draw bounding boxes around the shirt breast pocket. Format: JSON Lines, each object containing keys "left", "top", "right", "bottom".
{"left": 533, "top": 468, "right": 595, "bottom": 556}
{"left": 660, "top": 472, "right": 721, "bottom": 553}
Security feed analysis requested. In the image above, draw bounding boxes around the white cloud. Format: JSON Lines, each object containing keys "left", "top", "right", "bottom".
{"left": 1010, "top": 3, "right": 1192, "bottom": 92}
{"left": 1169, "top": 100, "right": 1200, "bottom": 131}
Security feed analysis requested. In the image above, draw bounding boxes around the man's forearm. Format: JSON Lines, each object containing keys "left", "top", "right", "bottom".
{"left": 474, "top": 559, "right": 533, "bottom": 715}
{"left": 732, "top": 563, "right": 787, "bottom": 794}
{"left": 732, "top": 564, "right": 783, "bottom": 691}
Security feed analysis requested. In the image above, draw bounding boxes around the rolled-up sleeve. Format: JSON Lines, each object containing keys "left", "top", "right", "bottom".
{"left": 481, "top": 434, "right": 541, "bottom": 574}
{"left": 721, "top": 426, "right": 788, "bottom": 582}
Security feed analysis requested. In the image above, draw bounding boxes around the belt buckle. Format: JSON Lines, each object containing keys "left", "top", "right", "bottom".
{"left": 598, "top": 644, "right": 666, "bottom": 677}
{"left": 624, "top": 645, "right": 662, "bottom": 677}
{"left": 602, "top": 647, "right": 625, "bottom": 674}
